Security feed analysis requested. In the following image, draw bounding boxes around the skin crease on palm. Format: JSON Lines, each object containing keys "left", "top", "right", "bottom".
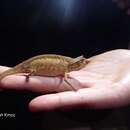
{"left": 1, "top": 49, "right": 130, "bottom": 112}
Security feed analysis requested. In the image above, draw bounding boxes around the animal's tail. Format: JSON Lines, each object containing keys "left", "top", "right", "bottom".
{"left": 0, "top": 68, "right": 18, "bottom": 81}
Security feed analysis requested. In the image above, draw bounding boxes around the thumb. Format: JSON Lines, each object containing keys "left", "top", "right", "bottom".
{"left": 29, "top": 83, "right": 130, "bottom": 112}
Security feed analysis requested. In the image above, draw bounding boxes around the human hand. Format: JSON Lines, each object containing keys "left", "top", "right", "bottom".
{"left": 1, "top": 49, "right": 130, "bottom": 112}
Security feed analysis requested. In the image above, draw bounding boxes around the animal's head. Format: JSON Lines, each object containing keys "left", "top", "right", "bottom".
{"left": 68, "top": 55, "right": 89, "bottom": 72}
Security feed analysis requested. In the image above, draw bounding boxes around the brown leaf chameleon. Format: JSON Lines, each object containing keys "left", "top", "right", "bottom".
{"left": 0, "top": 54, "right": 89, "bottom": 90}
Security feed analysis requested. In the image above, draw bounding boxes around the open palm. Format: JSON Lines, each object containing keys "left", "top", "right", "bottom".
{"left": 1, "top": 49, "right": 130, "bottom": 112}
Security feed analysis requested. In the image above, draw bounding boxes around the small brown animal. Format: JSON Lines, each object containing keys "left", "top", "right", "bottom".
{"left": 0, "top": 54, "right": 89, "bottom": 90}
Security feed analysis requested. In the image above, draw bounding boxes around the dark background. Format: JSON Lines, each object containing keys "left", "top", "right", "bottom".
{"left": 0, "top": 0, "right": 130, "bottom": 66}
{"left": 0, "top": 0, "right": 130, "bottom": 130}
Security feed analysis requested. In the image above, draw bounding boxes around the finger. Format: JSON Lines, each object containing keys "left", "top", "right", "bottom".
{"left": 29, "top": 83, "right": 130, "bottom": 112}
{"left": 0, "top": 66, "right": 11, "bottom": 91}
{"left": 0, "top": 75, "right": 82, "bottom": 92}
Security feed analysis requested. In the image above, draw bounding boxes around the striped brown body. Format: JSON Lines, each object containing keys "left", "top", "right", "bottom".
{"left": 0, "top": 54, "right": 87, "bottom": 81}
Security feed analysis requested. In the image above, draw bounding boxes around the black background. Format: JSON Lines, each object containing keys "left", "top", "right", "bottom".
{"left": 0, "top": 0, "right": 130, "bottom": 66}
{"left": 0, "top": 0, "right": 130, "bottom": 130}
